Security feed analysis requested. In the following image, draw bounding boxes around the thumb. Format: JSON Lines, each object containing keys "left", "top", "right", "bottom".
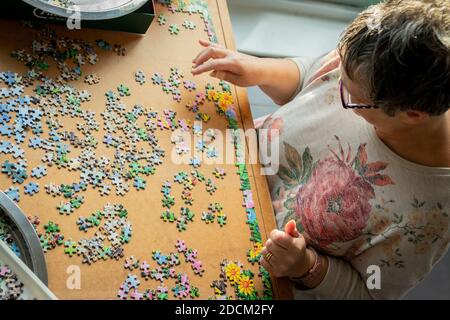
{"left": 199, "top": 39, "right": 212, "bottom": 47}
{"left": 284, "top": 219, "right": 300, "bottom": 238}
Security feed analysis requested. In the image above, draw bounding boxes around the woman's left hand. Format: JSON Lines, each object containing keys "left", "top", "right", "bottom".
{"left": 260, "top": 220, "right": 315, "bottom": 278}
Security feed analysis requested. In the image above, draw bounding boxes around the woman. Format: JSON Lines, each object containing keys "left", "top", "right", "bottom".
{"left": 192, "top": 0, "right": 450, "bottom": 299}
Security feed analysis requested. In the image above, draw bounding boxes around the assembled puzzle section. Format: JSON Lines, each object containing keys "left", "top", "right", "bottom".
{"left": 0, "top": 0, "right": 276, "bottom": 300}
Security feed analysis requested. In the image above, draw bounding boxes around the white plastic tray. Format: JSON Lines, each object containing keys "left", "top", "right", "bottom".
{"left": 0, "top": 239, "right": 57, "bottom": 300}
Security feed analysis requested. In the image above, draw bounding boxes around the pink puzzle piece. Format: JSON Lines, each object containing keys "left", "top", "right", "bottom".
{"left": 175, "top": 239, "right": 187, "bottom": 253}
{"left": 192, "top": 260, "right": 204, "bottom": 276}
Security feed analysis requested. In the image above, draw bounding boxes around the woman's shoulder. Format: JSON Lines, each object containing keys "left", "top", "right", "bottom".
{"left": 302, "top": 50, "right": 341, "bottom": 89}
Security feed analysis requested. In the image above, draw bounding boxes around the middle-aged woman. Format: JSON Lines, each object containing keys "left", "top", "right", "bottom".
{"left": 192, "top": 0, "right": 450, "bottom": 299}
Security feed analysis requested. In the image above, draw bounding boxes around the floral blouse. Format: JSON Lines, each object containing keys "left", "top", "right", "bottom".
{"left": 258, "top": 50, "right": 450, "bottom": 299}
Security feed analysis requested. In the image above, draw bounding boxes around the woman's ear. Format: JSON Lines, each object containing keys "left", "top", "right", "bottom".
{"left": 400, "top": 110, "right": 430, "bottom": 125}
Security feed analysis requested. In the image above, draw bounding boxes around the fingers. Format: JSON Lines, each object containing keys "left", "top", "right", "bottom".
{"left": 260, "top": 247, "right": 273, "bottom": 264}
{"left": 191, "top": 58, "right": 234, "bottom": 76}
{"left": 259, "top": 256, "right": 276, "bottom": 275}
{"left": 199, "top": 39, "right": 216, "bottom": 48}
{"left": 192, "top": 46, "right": 228, "bottom": 67}
{"left": 260, "top": 247, "right": 277, "bottom": 273}
{"left": 270, "top": 229, "right": 305, "bottom": 250}
{"left": 193, "top": 39, "right": 220, "bottom": 64}
{"left": 260, "top": 248, "right": 287, "bottom": 278}
{"left": 284, "top": 219, "right": 300, "bottom": 238}
{"left": 265, "top": 238, "right": 287, "bottom": 257}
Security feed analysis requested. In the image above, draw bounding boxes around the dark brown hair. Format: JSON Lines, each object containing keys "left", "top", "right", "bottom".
{"left": 339, "top": 0, "right": 450, "bottom": 116}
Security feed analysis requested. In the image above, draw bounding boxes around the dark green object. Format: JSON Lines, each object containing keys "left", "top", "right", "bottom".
{"left": 3, "top": 0, "right": 155, "bottom": 34}
{"left": 0, "top": 191, "right": 48, "bottom": 284}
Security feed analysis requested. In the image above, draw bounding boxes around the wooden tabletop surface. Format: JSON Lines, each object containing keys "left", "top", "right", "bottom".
{"left": 0, "top": 0, "right": 292, "bottom": 299}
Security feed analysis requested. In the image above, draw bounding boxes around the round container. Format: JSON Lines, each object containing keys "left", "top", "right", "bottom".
{"left": 0, "top": 191, "right": 48, "bottom": 285}
{"left": 22, "top": 0, "right": 149, "bottom": 20}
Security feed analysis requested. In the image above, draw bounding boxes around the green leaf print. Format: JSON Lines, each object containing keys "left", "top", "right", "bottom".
{"left": 278, "top": 165, "right": 299, "bottom": 187}
{"left": 412, "top": 196, "right": 426, "bottom": 208}
{"left": 281, "top": 208, "right": 305, "bottom": 234}
{"left": 284, "top": 142, "right": 302, "bottom": 178}
{"left": 300, "top": 147, "right": 313, "bottom": 184}
{"left": 281, "top": 210, "right": 295, "bottom": 228}
{"left": 282, "top": 196, "right": 306, "bottom": 231}
{"left": 353, "top": 144, "right": 367, "bottom": 175}
{"left": 283, "top": 195, "right": 296, "bottom": 211}
{"left": 275, "top": 186, "right": 281, "bottom": 197}
{"left": 278, "top": 143, "right": 314, "bottom": 188}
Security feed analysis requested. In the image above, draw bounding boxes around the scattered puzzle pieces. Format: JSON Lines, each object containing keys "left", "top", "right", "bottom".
{"left": 0, "top": 263, "right": 25, "bottom": 299}
{"left": 157, "top": 13, "right": 167, "bottom": 26}
{"left": 182, "top": 20, "right": 196, "bottom": 30}
{"left": 117, "top": 240, "right": 203, "bottom": 300}
{"left": 0, "top": 7, "right": 272, "bottom": 301}
{"left": 168, "top": 24, "right": 180, "bottom": 35}
{"left": 31, "top": 165, "right": 47, "bottom": 178}
{"left": 3, "top": 186, "right": 20, "bottom": 202}
{"left": 134, "top": 70, "right": 146, "bottom": 85}
{"left": 124, "top": 256, "right": 140, "bottom": 271}
{"left": 24, "top": 181, "right": 39, "bottom": 196}
{"left": 84, "top": 73, "right": 100, "bottom": 85}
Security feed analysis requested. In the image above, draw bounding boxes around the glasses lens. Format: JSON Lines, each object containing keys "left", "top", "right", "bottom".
{"left": 340, "top": 82, "right": 351, "bottom": 107}
{"left": 344, "top": 88, "right": 352, "bottom": 105}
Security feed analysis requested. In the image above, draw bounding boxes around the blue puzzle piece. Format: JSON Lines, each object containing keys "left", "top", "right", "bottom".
{"left": 31, "top": 166, "right": 47, "bottom": 179}
{"left": 4, "top": 186, "right": 20, "bottom": 202}
{"left": 0, "top": 124, "right": 12, "bottom": 137}
{"left": 12, "top": 169, "right": 28, "bottom": 184}
{"left": 18, "top": 95, "right": 31, "bottom": 106}
{"left": 14, "top": 131, "right": 25, "bottom": 144}
{"left": 189, "top": 157, "right": 201, "bottom": 168}
{"left": 1, "top": 113, "right": 11, "bottom": 124}
{"left": 24, "top": 182, "right": 39, "bottom": 196}
{"left": 29, "top": 137, "right": 42, "bottom": 149}
{"left": 0, "top": 140, "right": 11, "bottom": 153}
{"left": 2, "top": 71, "right": 17, "bottom": 86}
{"left": 9, "top": 144, "right": 24, "bottom": 159}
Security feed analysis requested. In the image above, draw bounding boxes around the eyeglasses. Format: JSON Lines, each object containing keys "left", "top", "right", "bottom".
{"left": 339, "top": 79, "right": 379, "bottom": 109}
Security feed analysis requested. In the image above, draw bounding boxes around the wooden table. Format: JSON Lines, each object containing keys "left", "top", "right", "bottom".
{"left": 0, "top": 0, "right": 291, "bottom": 299}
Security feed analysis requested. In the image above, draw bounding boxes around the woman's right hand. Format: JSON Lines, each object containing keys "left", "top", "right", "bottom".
{"left": 191, "top": 39, "right": 266, "bottom": 87}
{"left": 192, "top": 39, "right": 301, "bottom": 105}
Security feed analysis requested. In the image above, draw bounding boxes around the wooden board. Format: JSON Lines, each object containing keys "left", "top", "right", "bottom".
{"left": 0, "top": 0, "right": 291, "bottom": 299}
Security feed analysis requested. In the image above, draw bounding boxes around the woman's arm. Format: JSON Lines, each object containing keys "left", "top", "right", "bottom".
{"left": 191, "top": 39, "right": 302, "bottom": 105}
{"left": 258, "top": 58, "right": 301, "bottom": 105}
{"left": 296, "top": 254, "right": 374, "bottom": 300}
{"left": 261, "top": 220, "right": 374, "bottom": 299}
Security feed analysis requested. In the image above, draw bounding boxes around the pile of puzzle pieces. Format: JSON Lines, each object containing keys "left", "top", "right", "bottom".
{"left": 0, "top": 263, "right": 25, "bottom": 300}
{"left": 156, "top": 0, "right": 216, "bottom": 42}
{"left": 160, "top": 170, "right": 226, "bottom": 232}
{"left": 0, "top": 214, "right": 21, "bottom": 257}
{"left": 0, "top": 0, "right": 274, "bottom": 300}
{"left": 28, "top": 204, "right": 132, "bottom": 265}
{"left": 117, "top": 239, "right": 203, "bottom": 300}
{"left": 28, "top": 216, "right": 65, "bottom": 253}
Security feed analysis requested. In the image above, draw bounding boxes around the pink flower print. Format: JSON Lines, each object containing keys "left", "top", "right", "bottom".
{"left": 267, "top": 117, "right": 283, "bottom": 143}
{"left": 296, "top": 156, "right": 375, "bottom": 247}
